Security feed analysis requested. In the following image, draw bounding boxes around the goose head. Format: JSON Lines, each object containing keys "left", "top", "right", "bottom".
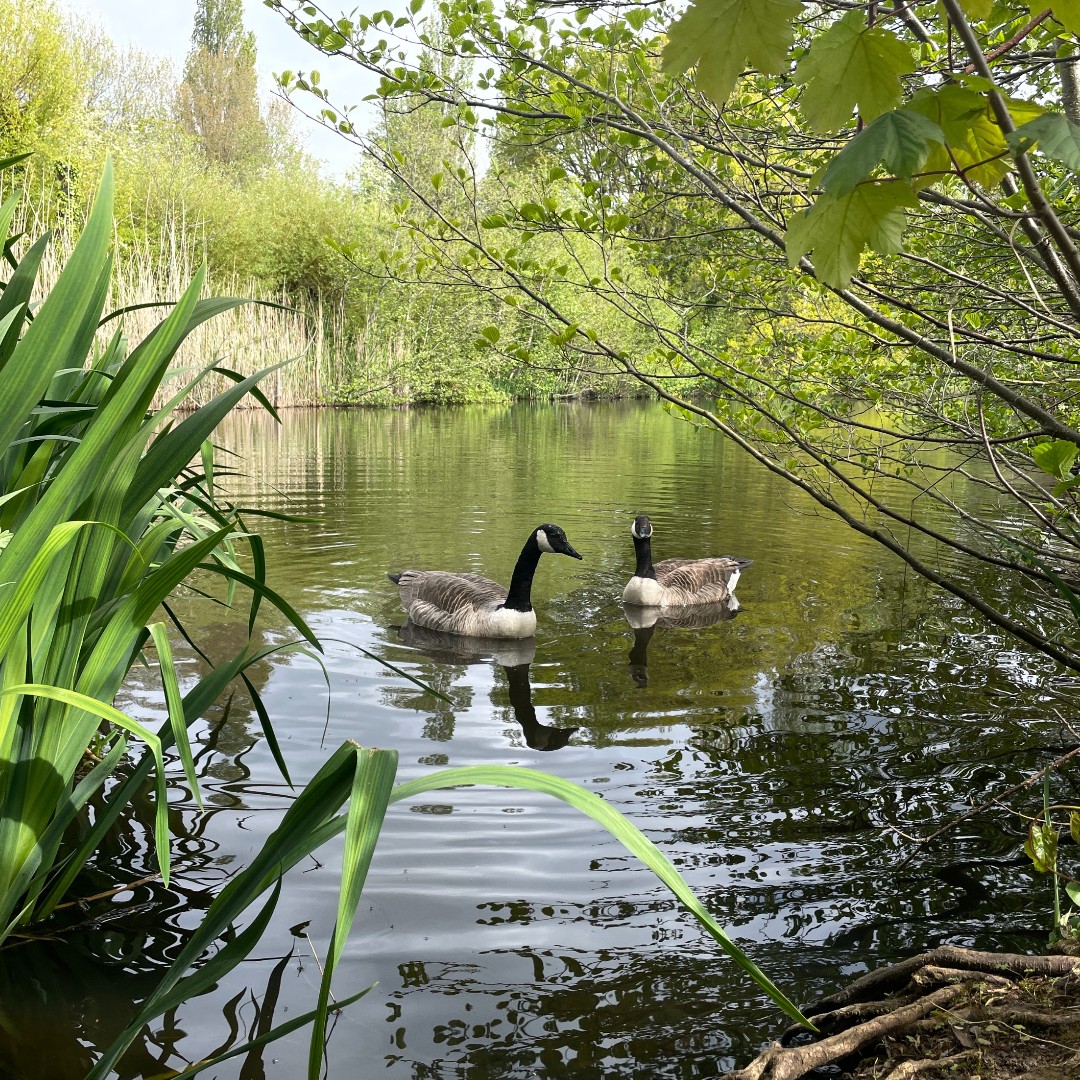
{"left": 631, "top": 514, "right": 653, "bottom": 540}
{"left": 535, "top": 523, "right": 583, "bottom": 559}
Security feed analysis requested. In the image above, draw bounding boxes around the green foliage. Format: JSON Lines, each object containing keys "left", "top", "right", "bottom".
{"left": 179, "top": 0, "right": 266, "bottom": 168}
{"left": 794, "top": 10, "right": 915, "bottom": 132}
{"left": 661, "top": 0, "right": 803, "bottom": 108}
{"left": 786, "top": 182, "right": 918, "bottom": 286}
{"left": 1010, "top": 112, "right": 1080, "bottom": 169}
{"left": 190, "top": 0, "right": 256, "bottom": 60}
{"left": 0, "top": 158, "right": 315, "bottom": 937}
{"left": 0, "top": 0, "right": 85, "bottom": 160}
{"left": 820, "top": 110, "right": 945, "bottom": 194}
{"left": 1033, "top": 439, "right": 1079, "bottom": 480}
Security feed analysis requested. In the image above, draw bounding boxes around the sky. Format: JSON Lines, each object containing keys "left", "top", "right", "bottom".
{"left": 68, "top": 0, "right": 379, "bottom": 177}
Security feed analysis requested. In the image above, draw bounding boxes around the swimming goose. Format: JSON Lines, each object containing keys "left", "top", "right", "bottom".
{"left": 388, "top": 523, "right": 583, "bottom": 638}
{"left": 622, "top": 514, "right": 750, "bottom": 607}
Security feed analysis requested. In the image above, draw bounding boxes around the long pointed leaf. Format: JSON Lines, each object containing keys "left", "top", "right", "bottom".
{"left": 0, "top": 684, "right": 170, "bottom": 885}
{"left": 87, "top": 743, "right": 393, "bottom": 1080}
{"left": 0, "top": 161, "right": 113, "bottom": 455}
{"left": 389, "top": 766, "right": 812, "bottom": 1028}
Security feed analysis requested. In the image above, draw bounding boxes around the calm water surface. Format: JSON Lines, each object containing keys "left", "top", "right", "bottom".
{"left": 2, "top": 402, "right": 1070, "bottom": 1079}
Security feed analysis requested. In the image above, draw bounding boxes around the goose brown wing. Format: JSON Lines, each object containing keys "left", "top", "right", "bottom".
{"left": 395, "top": 570, "right": 508, "bottom": 614}
{"left": 654, "top": 557, "right": 746, "bottom": 604}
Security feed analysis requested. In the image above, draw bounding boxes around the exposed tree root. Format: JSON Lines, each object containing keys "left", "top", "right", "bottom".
{"left": 724, "top": 947, "right": 1080, "bottom": 1080}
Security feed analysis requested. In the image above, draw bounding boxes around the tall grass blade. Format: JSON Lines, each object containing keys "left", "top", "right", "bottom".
{"left": 390, "top": 766, "right": 813, "bottom": 1027}
{"left": 0, "top": 684, "right": 170, "bottom": 883}
{"left": 89, "top": 744, "right": 398, "bottom": 1080}
{"left": 0, "top": 161, "right": 113, "bottom": 455}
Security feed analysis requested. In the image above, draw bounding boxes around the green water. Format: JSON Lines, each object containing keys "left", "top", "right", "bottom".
{"left": 0, "top": 401, "right": 1064, "bottom": 1079}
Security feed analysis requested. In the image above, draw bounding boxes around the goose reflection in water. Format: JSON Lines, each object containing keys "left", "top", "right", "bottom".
{"left": 623, "top": 599, "right": 741, "bottom": 688}
{"left": 395, "top": 620, "right": 579, "bottom": 750}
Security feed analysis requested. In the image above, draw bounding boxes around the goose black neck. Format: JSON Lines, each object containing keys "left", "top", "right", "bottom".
{"left": 505, "top": 662, "right": 535, "bottom": 720}
{"left": 502, "top": 532, "right": 543, "bottom": 612}
{"left": 633, "top": 532, "right": 656, "bottom": 579}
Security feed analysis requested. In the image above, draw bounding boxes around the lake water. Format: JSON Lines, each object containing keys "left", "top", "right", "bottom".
{"left": 1, "top": 401, "right": 1068, "bottom": 1079}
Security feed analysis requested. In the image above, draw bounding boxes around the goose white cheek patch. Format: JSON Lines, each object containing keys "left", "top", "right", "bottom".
{"left": 536, "top": 529, "right": 555, "bottom": 553}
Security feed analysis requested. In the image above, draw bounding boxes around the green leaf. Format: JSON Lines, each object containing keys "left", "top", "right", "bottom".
{"left": 960, "top": 0, "right": 993, "bottom": 18}
{"left": 391, "top": 765, "right": 814, "bottom": 1029}
{"left": 1033, "top": 439, "right": 1079, "bottom": 480}
{"left": 90, "top": 744, "right": 397, "bottom": 1080}
{"left": 908, "top": 85, "right": 1043, "bottom": 188}
{"left": 821, "top": 109, "right": 946, "bottom": 193}
{"left": 795, "top": 10, "right": 915, "bottom": 132}
{"left": 1025, "top": 820, "right": 1058, "bottom": 874}
{"left": 661, "top": 0, "right": 803, "bottom": 108}
{"left": 1009, "top": 112, "right": 1080, "bottom": 169}
{"left": 1071, "top": 811, "right": 1080, "bottom": 846}
{"left": 2, "top": 684, "right": 171, "bottom": 884}
{"left": 786, "top": 182, "right": 919, "bottom": 287}
{"left": 0, "top": 160, "right": 113, "bottom": 457}
{"left": 1047, "top": 1, "right": 1080, "bottom": 36}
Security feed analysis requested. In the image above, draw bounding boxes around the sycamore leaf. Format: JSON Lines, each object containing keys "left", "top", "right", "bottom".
{"left": 1046, "top": 1, "right": 1080, "bottom": 35}
{"left": 786, "top": 182, "right": 919, "bottom": 287}
{"left": 1009, "top": 112, "right": 1080, "bottom": 170}
{"left": 960, "top": 0, "right": 993, "bottom": 18}
{"left": 822, "top": 109, "right": 945, "bottom": 194}
{"left": 661, "top": 0, "right": 804, "bottom": 108}
{"left": 794, "top": 10, "right": 915, "bottom": 132}
{"left": 908, "top": 85, "right": 1043, "bottom": 188}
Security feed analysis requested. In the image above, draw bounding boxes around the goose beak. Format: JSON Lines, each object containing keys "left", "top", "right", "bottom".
{"left": 561, "top": 541, "right": 583, "bottom": 560}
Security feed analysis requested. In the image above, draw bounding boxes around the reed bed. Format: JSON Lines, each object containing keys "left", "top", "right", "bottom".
{"left": 25, "top": 210, "right": 342, "bottom": 410}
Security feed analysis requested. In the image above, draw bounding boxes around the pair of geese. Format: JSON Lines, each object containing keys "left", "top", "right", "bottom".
{"left": 388, "top": 515, "right": 751, "bottom": 640}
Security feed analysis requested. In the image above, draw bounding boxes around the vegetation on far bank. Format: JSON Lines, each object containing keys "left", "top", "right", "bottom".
{"left": 1, "top": 0, "right": 664, "bottom": 406}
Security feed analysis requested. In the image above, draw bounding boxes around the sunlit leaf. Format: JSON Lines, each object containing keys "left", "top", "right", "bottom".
{"left": 1026, "top": 820, "right": 1058, "bottom": 874}
{"left": 1009, "top": 112, "right": 1080, "bottom": 170}
{"left": 1033, "top": 438, "right": 1078, "bottom": 480}
{"left": 1046, "top": 0, "right": 1080, "bottom": 36}
{"left": 661, "top": 0, "right": 803, "bottom": 107}
{"left": 908, "top": 85, "right": 1043, "bottom": 188}
{"left": 786, "top": 182, "right": 919, "bottom": 287}
{"left": 794, "top": 10, "right": 915, "bottom": 132}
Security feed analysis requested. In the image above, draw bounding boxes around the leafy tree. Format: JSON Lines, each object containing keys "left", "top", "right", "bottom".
{"left": 76, "top": 24, "right": 178, "bottom": 136}
{"left": 177, "top": 0, "right": 267, "bottom": 168}
{"left": 0, "top": 0, "right": 84, "bottom": 158}
{"left": 270, "top": 0, "right": 1080, "bottom": 671}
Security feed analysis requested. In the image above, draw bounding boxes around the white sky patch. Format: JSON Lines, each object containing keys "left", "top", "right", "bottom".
{"left": 66, "top": 0, "right": 378, "bottom": 177}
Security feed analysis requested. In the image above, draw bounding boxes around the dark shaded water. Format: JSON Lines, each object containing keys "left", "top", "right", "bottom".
{"left": 2, "top": 402, "right": 1071, "bottom": 1079}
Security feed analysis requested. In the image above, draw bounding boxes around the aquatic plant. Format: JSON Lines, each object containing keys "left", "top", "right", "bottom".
{"left": 0, "top": 150, "right": 315, "bottom": 938}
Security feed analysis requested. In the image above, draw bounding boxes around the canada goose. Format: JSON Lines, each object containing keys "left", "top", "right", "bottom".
{"left": 388, "top": 523, "right": 582, "bottom": 639}
{"left": 622, "top": 514, "right": 750, "bottom": 607}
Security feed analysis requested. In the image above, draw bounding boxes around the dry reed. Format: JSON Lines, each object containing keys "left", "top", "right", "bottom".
{"left": 22, "top": 203, "right": 338, "bottom": 410}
